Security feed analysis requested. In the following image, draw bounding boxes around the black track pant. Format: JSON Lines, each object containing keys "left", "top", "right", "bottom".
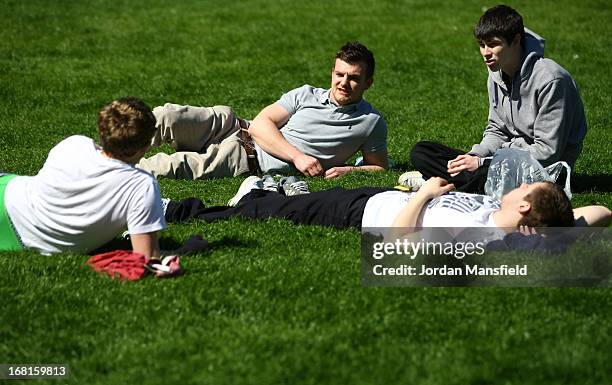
{"left": 410, "top": 141, "right": 490, "bottom": 194}
{"left": 165, "top": 187, "right": 394, "bottom": 229}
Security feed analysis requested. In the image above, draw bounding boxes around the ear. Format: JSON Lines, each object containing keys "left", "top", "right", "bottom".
{"left": 365, "top": 77, "right": 373, "bottom": 89}
{"left": 511, "top": 33, "right": 521, "bottom": 47}
{"left": 128, "top": 145, "right": 150, "bottom": 163}
{"left": 518, "top": 200, "right": 531, "bottom": 215}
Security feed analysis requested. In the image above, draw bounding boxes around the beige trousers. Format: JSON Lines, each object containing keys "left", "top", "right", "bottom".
{"left": 137, "top": 103, "right": 250, "bottom": 179}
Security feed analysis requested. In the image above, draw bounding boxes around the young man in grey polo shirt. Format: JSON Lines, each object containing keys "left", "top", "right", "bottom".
{"left": 137, "top": 42, "right": 388, "bottom": 180}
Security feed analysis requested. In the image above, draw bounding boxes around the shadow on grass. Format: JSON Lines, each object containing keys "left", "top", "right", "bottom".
{"left": 91, "top": 238, "right": 132, "bottom": 254}
{"left": 92, "top": 233, "right": 257, "bottom": 258}
{"left": 207, "top": 236, "right": 257, "bottom": 252}
{"left": 392, "top": 161, "right": 414, "bottom": 172}
{"left": 90, "top": 237, "right": 189, "bottom": 255}
{"left": 572, "top": 174, "right": 612, "bottom": 193}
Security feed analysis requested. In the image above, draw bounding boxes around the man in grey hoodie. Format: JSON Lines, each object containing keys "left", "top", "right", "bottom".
{"left": 408, "top": 4, "right": 587, "bottom": 193}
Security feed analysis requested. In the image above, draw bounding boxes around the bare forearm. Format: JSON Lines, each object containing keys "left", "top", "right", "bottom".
{"left": 354, "top": 165, "right": 385, "bottom": 172}
{"left": 250, "top": 105, "right": 324, "bottom": 177}
{"left": 391, "top": 177, "right": 455, "bottom": 230}
{"left": 344, "top": 164, "right": 387, "bottom": 174}
{"left": 249, "top": 116, "right": 299, "bottom": 163}
{"left": 130, "top": 232, "right": 161, "bottom": 260}
{"left": 324, "top": 151, "right": 388, "bottom": 179}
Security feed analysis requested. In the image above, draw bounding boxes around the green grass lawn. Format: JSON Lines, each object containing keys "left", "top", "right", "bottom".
{"left": 1, "top": 0, "right": 611, "bottom": 384}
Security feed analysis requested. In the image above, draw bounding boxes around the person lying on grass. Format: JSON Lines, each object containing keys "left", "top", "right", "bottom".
{"left": 163, "top": 176, "right": 610, "bottom": 238}
{"left": 136, "top": 41, "right": 388, "bottom": 180}
{"left": 0, "top": 97, "right": 166, "bottom": 257}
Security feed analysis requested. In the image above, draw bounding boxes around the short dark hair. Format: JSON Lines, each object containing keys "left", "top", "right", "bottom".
{"left": 98, "top": 97, "right": 156, "bottom": 160}
{"left": 335, "top": 42, "right": 375, "bottom": 79}
{"left": 518, "top": 182, "right": 575, "bottom": 228}
{"left": 474, "top": 5, "right": 525, "bottom": 46}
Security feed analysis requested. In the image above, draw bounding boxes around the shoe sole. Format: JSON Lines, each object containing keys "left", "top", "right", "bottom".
{"left": 228, "top": 175, "right": 262, "bottom": 206}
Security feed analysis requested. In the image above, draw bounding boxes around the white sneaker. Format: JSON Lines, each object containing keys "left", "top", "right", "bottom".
{"left": 228, "top": 176, "right": 263, "bottom": 206}
{"left": 398, "top": 171, "right": 425, "bottom": 191}
{"left": 261, "top": 174, "right": 279, "bottom": 193}
{"left": 161, "top": 198, "right": 171, "bottom": 214}
{"left": 280, "top": 176, "right": 310, "bottom": 196}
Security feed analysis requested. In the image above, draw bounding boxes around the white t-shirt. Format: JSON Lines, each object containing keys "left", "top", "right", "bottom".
{"left": 5, "top": 135, "right": 167, "bottom": 254}
{"left": 362, "top": 190, "right": 500, "bottom": 228}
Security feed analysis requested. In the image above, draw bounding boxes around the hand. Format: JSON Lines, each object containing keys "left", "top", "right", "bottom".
{"left": 145, "top": 255, "right": 183, "bottom": 278}
{"left": 324, "top": 166, "right": 354, "bottom": 179}
{"left": 447, "top": 154, "right": 480, "bottom": 176}
{"left": 418, "top": 177, "right": 455, "bottom": 199}
{"left": 518, "top": 225, "right": 542, "bottom": 237}
{"left": 293, "top": 153, "right": 324, "bottom": 177}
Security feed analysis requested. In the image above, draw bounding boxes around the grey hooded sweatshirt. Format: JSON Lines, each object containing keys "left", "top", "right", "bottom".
{"left": 469, "top": 29, "right": 587, "bottom": 167}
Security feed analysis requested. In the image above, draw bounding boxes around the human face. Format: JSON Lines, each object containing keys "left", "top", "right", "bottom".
{"left": 501, "top": 182, "right": 546, "bottom": 209}
{"left": 330, "top": 59, "right": 372, "bottom": 106}
{"left": 478, "top": 35, "right": 521, "bottom": 76}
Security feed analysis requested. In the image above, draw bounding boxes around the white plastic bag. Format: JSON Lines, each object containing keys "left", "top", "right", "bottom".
{"left": 484, "top": 148, "right": 572, "bottom": 200}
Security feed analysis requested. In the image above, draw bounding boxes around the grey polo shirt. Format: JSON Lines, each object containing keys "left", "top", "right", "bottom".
{"left": 255, "top": 84, "right": 387, "bottom": 173}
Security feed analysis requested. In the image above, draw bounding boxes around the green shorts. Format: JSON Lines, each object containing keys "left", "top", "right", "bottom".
{"left": 0, "top": 174, "right": 24, "bottom": 251}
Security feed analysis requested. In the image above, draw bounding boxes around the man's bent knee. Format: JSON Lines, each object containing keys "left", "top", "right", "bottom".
{"left": 410, "top": 141, "right": 432, "bottom": 166}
